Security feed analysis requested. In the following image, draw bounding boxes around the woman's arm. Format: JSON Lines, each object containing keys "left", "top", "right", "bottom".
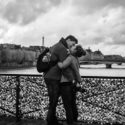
{"left": 74, "top": 68, "right": 81, "bottom": 83}
{"left": 71, "top": 57, "right": 81, "bottom": 83}
{"left": 58, "top": 55, "right": 72, "bottom": 69}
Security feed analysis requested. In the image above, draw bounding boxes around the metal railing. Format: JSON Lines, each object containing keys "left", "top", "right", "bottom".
{"left": 0, "top": 74, "right": 125, "bottom": 124}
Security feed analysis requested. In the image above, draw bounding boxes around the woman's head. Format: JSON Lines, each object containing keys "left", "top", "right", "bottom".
{"left": 70, "top": 44, "right": 86, "bottom": 57}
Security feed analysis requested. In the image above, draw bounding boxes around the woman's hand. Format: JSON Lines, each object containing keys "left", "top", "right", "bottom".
{"left": 58, "top": 62, "right": 63, "bottom": 68}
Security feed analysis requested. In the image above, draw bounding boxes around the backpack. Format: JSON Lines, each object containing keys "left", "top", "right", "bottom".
{"left": 36, "top": 47, "right": 57, "bottom": 73}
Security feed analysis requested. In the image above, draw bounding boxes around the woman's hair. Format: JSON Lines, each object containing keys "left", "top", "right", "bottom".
{"left": 75, "top": 45, "right": 86, "bottom": 57}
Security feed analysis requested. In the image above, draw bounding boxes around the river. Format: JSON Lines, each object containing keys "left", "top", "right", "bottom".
{"left": 0, "top": 64, "right": 125, "bottom": 76}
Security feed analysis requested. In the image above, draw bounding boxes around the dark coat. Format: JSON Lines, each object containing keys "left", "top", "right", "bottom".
{"left": 44, "top": 38, "right": 74, "bottom": 81}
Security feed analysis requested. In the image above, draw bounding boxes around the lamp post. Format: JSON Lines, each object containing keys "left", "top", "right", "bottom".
{"left": 42, "top": 36, "right": 44, "bottom": 46}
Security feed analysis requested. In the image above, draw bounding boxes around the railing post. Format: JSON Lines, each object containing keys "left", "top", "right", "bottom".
{"left": 16, "top": 76, "right": 21, "bottom": 122}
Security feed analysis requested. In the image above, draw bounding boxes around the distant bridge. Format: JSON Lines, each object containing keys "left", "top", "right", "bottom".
{"left": 79, "top": 60, "right": 125, "bottom": 68}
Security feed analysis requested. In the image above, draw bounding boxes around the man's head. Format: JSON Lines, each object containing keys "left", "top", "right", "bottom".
{"left": 65, "top": 35, "right": 78, "bottom": 49}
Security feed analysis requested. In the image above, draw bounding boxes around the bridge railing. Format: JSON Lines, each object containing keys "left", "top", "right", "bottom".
{"left": 0, "top": 74, "right": 125, "bottom": 124}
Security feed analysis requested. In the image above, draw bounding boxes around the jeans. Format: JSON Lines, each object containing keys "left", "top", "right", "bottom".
{"left": 44, "top": 78, "right": 60, "bottom": 125}
{"left": 45, "top": 79, "right": 78, "bottom": 125}
{"left": 60, "top": 82, "right": 78, "bottom": 124}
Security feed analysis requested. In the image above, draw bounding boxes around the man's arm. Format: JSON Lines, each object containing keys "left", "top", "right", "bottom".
{"left": 53, "top": 43, "right": 69, "bottom": 62}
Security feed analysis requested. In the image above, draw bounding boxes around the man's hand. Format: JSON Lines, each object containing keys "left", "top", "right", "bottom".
{"left": 42, "top": 56, "right": 49, "bottom": 62}
{"left": 42, "top": 52, "right": 51, "bottom": 62}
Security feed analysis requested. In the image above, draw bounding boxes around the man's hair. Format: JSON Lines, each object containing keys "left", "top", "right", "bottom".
{"left": 75, "top": 45, "right": 86, "bottom": 57}
{"left": 65, "top": 35, "right": 78, "bottom": 44}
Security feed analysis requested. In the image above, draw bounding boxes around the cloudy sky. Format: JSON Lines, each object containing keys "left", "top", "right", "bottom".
{"left": 0, "top": 0, "right": 125, "bottom": 56}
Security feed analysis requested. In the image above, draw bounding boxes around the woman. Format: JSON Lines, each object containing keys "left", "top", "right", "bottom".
{"left": 58, "top": 44, "right": 86, "bottom": 125}
{"left": 58, "top": 44, "right": 85, "bottom": 85}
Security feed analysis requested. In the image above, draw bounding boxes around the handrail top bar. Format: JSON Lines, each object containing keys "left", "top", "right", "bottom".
{"left": 0, "top": 74, "right": 43, "bottom": 77}
{"left": 0, "top": 74, "right": 125, "bottom": 79}
{"left": 81, "top": 76, "right": 125, "bottom": 79}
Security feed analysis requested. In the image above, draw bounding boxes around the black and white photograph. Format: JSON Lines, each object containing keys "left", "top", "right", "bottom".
{"left": 0, "top": 0, "right": 125, "bottom": 125}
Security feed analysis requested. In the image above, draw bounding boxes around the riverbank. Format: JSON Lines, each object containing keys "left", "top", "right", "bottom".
{"left": 0, "top": 65, "right": 35, "bottom": 69}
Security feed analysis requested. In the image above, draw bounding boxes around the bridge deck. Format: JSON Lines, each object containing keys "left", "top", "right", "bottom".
{"left": 80, "top": 60, "right": 125, "bottom": 65}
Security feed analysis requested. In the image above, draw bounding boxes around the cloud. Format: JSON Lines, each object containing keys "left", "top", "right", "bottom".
{"left": 89, "top": 42, "right": 125, "bottom": 56}
{"left": 92, "top": 7, "right": 125, "bottom": 45}
{"left": 0, "top": 0, "right": 61, "bottom": 25}
{"left": 70, "top": 6, "right": 125, "bottom": 47}
{"left": 0, "top": 18, "right": 10, "bottom": 39}
{"left": 72, "top": 0, "right": 125, "bottom": 14}
{"left": 0, "top": 0, "right": 125, "bottom": 56}
{"left": 0, "top": 26, "right": 8, "bottom": 38}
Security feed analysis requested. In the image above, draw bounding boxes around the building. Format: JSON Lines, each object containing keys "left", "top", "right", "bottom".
{"left": 0, "top": 43, "right": 21, "bottom": 49}
{"left": 29, "top": 46, "right": 45, "bottom": 51}
{"left": 92, "top": 50, "right": 104, "bottom": 60}
{"left": 79, "top": 48, "right": 104, "bottom": 61}
{"left": 104, "top": 55, "right": 124, "bottom": 61}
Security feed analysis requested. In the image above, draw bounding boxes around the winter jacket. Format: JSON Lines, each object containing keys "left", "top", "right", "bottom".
{"left": 44, "top": 38, "right": 74, "bottom": 81}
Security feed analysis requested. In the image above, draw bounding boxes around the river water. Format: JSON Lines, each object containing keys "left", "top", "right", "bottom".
{"left": 0, "top": 64, "right": 125, "bottom": 76}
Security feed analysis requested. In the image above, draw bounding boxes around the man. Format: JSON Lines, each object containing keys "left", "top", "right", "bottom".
{"left": 44, "top": 35, "right": 78, "bottom": 125}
